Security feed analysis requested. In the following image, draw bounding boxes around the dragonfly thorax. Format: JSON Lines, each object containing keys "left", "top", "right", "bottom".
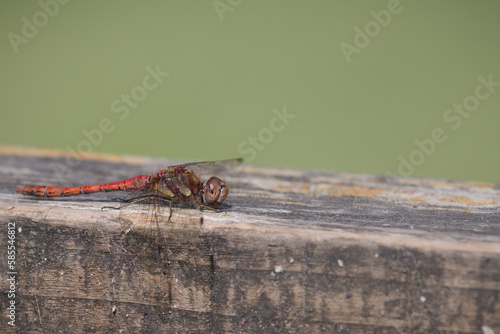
{"left": 153, "top": 168, "right": 203, "bottom": 205}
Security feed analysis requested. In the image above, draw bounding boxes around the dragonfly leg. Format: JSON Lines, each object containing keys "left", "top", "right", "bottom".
{"left": 168, "top": 201, "right": 173, "bottom": 222}
{"left": 102, "top": 195, "right": 171, "bottom": 211}
{"left": 129, "top": 195, "right": 174, "bottom": 222}
{"left": 198, "top": 205, "right": 218, "bottom": 212}
{"left": 101, "top": 203, "right": 131, "bottom": 211}
{"left": 101, "top": 197, "right": 147, "bottom": 211}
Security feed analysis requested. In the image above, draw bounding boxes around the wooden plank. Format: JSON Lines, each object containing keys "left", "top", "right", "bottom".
{"left": 0, "top": 148, "right": 499, "bottom": 333}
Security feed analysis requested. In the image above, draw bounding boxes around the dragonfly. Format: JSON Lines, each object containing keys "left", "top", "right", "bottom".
{"left": 15, "top": 158, "right": 243, "bottom": 224}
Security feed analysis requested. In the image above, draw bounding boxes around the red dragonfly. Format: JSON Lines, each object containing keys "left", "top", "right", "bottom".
{"left": 16, "top": 158, "right": 242, "bottom": 223}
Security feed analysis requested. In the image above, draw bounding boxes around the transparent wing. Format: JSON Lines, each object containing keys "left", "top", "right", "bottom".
{"left": 168, "top": 158, "right": 242, "bottom": 169}
{"left": 169, "top": 158, "right": 243, "bottom": 179}
{"left": 115, "top": 186, "right": 172, "bottom": 245}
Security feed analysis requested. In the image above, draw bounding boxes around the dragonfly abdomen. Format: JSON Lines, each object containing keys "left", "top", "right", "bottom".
{"left": 15, "top": 175, "right": 150, "bottom": 198}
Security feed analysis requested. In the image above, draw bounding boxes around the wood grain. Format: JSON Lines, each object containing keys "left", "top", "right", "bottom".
{"left": 0, "top": 148, "right": 499, "bottom": 333}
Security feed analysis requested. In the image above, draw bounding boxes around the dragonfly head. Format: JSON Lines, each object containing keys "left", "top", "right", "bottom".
{"left": 203, "top": 177, "right": 229, "bottom": 206}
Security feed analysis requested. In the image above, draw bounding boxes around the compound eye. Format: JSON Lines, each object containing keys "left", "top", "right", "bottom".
{"left": 203, "top": 177, "right": 228, "bottom": 206}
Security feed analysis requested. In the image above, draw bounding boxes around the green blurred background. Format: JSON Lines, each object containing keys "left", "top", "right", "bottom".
{"left": 1, "top": 1, "right": 499, "bottom": 182}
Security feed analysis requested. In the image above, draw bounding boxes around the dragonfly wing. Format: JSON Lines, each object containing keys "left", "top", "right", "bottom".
{"left": 169, "top": 158, "right": 243, "bottom": 178}
{"left": 168, "top": 158, "right": 242, "bottom": 169}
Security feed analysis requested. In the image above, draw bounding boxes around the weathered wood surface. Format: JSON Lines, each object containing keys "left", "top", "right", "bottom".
{"left": 0, "top": 147, "right": 499, "bottom": 333}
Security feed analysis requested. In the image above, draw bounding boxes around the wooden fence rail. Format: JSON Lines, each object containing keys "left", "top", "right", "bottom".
{"left": 0, "top": 148, "right": 499, "bottom": 333}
